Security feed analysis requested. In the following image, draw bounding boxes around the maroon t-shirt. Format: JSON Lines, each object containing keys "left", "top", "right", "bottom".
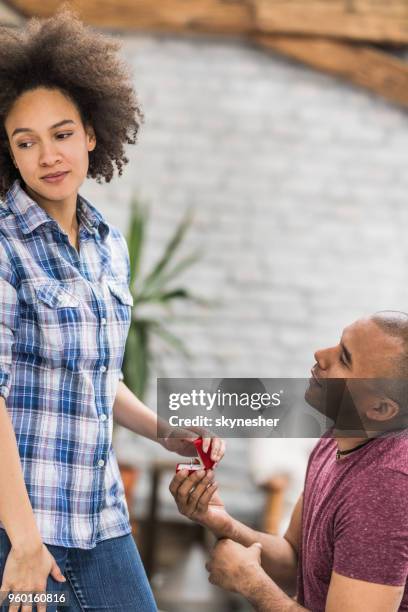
{"left": 297, "top": 430, "right": 408, "bottom": 611}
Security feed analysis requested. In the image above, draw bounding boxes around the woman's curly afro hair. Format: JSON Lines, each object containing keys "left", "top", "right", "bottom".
{"left": 0, "top": 4, "right": 144, "bottom": 199}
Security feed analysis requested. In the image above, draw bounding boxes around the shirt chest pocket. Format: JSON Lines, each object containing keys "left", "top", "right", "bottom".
{"left": 18, "top": 281, "right": 82, "bottom": 362}
{"left": 105, "top": 279, "right": 134, "bottom": 351}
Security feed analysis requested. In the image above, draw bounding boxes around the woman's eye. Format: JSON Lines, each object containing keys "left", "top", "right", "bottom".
{"left": 340, "top": 354, "right": 348, "bottom": 366}
{"left": 17, "top": 142, "right": 33, "bottom": 149}
{"left": 56, "top": 132, "right": 73, "bottom": 139}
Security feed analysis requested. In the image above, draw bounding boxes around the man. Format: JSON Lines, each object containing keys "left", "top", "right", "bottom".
{"left": 170, "top": 312, "right": 408, "bottom": 611}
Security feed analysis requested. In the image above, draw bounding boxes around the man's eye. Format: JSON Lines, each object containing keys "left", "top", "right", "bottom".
{"left": 17, "top": 142, "right": 33, "bottom": 149}
{"left": 340, "top": 353, "right": 348, "bottom": 366}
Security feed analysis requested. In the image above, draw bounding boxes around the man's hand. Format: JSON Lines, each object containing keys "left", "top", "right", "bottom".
{"left": 206, "top": 539, "right": 267, "bottom": 598}
{"left": 169, "top": 469, "right": 232, "bottom": 538}
{"left": 161, "top": 427, "right": 226, "bottom": 464}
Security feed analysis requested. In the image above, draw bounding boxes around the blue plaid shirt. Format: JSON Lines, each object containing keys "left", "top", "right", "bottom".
{"left": 0, "top": 179, "right": 134, "bottom": 549}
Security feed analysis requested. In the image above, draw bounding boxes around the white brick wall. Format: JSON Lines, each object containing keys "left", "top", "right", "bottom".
{"left": 79, "top": 34, "right": 408, "bottom": 519}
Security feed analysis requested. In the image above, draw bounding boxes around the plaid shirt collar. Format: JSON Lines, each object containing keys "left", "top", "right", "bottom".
{"left": 5, "top": 178, "right": 110, "bottom": 240}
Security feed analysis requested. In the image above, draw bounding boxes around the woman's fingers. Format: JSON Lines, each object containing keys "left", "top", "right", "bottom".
{"left": 201, "top": 437, "right": 211, "bottom": 453}
{"left": 209, "top": 437, "right": 226, "bottom": 463}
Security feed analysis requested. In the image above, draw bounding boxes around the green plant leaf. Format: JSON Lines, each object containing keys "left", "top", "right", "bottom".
{"left": 142, "top": 208, "right": 194, "bottom": 291}
{"left": 127, "top": 197, "right": 147, "bottom": 290}
{"left": 123, "top": 320, "right": 150, "bottom": 399}
{"left": 136, "top": 250, "right": 202, "bottom": 300}
{"left": 150, "top": 321, "right": 191, "bottom": 357}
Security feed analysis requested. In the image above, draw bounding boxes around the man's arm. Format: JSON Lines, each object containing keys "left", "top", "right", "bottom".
{"left": 206, "top": 538, "right": 308, "bottom": 611}
{"left": 205, "top": 543, "right": 404, "bottom": 612}
{"left": 227, "top": 492, "right": 302, "bottom": 594}
{"left": 169, "top": 470, "right": 302, "bottom": 594}
{"left": 325, "top": 571, "right": 404, "bottom": 612}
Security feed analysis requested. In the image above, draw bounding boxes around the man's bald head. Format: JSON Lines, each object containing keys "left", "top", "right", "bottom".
{"left": 371, "top": 311, "right": 408, "bottom": 377}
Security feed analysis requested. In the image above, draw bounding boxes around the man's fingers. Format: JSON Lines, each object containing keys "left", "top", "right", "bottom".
{"left": 170, "top": 469, "right": 211, "bottom": 501}
{"left": 193, "top": 481, "right": 218, "bottom": 513}
{"left": 249, "top": 541, "right": 263, "bottom": 563}
{"left": 180, "top": 471, "right": 214, "bottom": 505}
{"left": 185, "top": 479, "right": 217, "bottom": 513}
{"left": 169, "top": 469, "right": 193, "bottom": 496}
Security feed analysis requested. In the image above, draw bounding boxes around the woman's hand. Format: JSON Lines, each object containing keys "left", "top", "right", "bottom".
{"left": 0, "top": 542, "right": 66, "bottom": 612}
{"left": 169, "top": 468, "right": 232, "bottom": 539}
{"left": 161, "top": 427, "right": 226, "bottom": 464}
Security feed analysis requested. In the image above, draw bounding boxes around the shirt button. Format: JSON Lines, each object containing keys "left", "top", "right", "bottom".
{"left": 97, "top": 459, "right": 105, "bottom": 467}
{"left": 101, "top": 318, "right": 107, "bottom": 325}
{"left": 100, "top": 414, "right": 107, "bottom": 422}
{"left": 100, "top": 365, "right": 107, "bottom": 372}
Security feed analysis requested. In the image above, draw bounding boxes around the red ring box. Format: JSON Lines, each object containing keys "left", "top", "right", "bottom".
{"left": 176, "top": 437, "right": 216, "bottom": 474}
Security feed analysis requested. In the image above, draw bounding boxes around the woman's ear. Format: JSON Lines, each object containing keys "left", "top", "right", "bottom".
{"left": 86, "top": 124, "right": 96, "bottom": 151}
{"left": 366, "top": 397, "right": 400, "bottom": 422}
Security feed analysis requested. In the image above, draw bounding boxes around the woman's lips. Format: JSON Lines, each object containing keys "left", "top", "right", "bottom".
{"left": 41, "top": 171, "right": 69, "bottom": 184}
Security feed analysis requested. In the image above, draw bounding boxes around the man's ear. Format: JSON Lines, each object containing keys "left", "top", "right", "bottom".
{"left": 366, "top": 397, "right": 400, "bottom": 422}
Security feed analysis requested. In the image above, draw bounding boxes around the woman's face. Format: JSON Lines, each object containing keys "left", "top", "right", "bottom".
{"left": 4, "top": 86, "right": 96, "bottom": 201}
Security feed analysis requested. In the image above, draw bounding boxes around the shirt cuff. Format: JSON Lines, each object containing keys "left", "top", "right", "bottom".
{"left": 0, "top": 385, "right": 9, "bottom": 399}
{"left": 0, "top": 370, "right": 11, "bottom": 400}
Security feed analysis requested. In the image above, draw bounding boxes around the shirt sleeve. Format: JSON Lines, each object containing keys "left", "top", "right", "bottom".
{"left": 333, "top": 467, "right": 408, "bottom": 586}
{"left": 118, "top": 230, "right": 130, "bottom": 383}
{"left": 0, "top": 243, "right": 20, "bottom": 400}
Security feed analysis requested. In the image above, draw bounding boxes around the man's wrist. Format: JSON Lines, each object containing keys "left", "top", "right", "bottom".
{"left": 240, "top": 566, "right": 271, "bottom": 601}
{"left": 244, "top": 570, "right": 299, "bottom": 612}
{"left": 204, "top": 513, "right": 235, "bottom": 540}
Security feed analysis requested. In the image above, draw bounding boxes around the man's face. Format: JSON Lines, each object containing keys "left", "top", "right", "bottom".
{"left": 305, "top": 317, "right": 404, "bottom": 431}
{"left": 312, "top": 317, "right": 403, "bottom": 380}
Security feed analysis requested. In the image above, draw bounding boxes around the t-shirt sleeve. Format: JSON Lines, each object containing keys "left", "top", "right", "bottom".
{"left": 0, "top": 247, "right": 19, "bottom": 400}
{"left": 333, "top": 467, "right": 408, "bottom": 586}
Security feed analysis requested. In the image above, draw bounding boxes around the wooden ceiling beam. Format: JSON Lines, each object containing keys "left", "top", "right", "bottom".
{"left": 255, "top": 34, "right": 408, "bottom": 108}
{"left": 254, "top": 1, "right": 408, "bottom": 45}
{"left": 6, "top": 0, "right": 253, "bottom": 35}
{"left": 6, "top": 0, "right": 408, "bottom": 109}
{"left": 8, "top": 0, "right": 408, "bottom": 44}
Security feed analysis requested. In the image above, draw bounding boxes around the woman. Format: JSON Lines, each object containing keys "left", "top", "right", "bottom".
{"left": 0, "top": 8, "right": 224, "bottom": 611}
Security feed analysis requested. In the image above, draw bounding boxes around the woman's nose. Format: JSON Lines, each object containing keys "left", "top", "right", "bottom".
{"left": 39, "top": 143, "right": 62, "bottom": 166}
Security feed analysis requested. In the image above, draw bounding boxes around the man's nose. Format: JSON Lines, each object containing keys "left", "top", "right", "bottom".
{"left": 314, "top": 348, "right": 329, "bottom": 369}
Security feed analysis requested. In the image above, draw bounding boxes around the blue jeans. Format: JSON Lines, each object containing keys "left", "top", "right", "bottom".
{"left": 0, "top": 529, "right": 157, "bottom": 611}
